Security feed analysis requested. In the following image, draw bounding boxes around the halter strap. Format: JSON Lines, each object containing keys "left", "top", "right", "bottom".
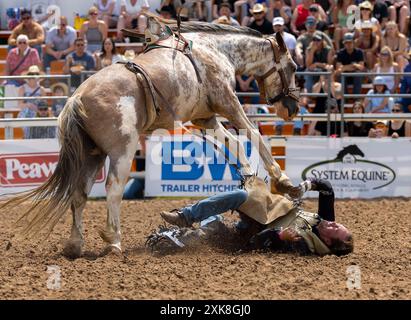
{"left": 254, "top": 37, "right": 300, "bottom": 105}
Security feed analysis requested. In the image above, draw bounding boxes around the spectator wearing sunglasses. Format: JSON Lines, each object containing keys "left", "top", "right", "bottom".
{"left": 368, "top": 103, "right": 411, "bottom": 138}
{"left": 28, "top": 101, "right": 57, "bottom": 139}
{"left": 63, "top": 38, "right": 96, "bottom": 89}
{"left": 372, "top": 46, "right": 400, "bottom": 93}
{"left": 387, "top": 103, "right": 411, "bottom": 138}
{"left": 79, "top": 6, "right": 108, "bottom": 54}
{"left": 7, "top": 8, "right": 44, "bottom": 57}
{"left": 44, "top": 16, "right": 77, "bottom": 69}
{"left": 4, "top": 34, "right": 41, "bottom": 87}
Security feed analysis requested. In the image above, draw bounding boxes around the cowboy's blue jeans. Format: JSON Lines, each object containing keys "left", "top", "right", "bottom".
{"left": 182, "top": 190, "right": 248, "bottom": 225}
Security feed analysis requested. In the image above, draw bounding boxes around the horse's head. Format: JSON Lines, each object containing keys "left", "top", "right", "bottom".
{"left": 255, "top": 32, "right": 300, "bottom": 121}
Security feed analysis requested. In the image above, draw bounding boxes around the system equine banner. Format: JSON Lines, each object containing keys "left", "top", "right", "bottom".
{"left": 145, "top": 135, "right": 268, "bottom": 197}
{"left": 286, "top": 137, "right": 411, "bottom": 198}
{"left": 0, "top": 139, "right": 107, "bottom": 197}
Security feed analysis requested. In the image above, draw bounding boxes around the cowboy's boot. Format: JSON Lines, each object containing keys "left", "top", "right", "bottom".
{"left": 160, "top": 209, "right": 191, "bottom": 227}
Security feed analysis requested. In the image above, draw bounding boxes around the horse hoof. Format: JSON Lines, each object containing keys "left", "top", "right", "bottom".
{"left": 62, "top": 240, "right": 83, "bottom": 259}
{"left": 100, "top": 243, "right": 122, "bottom": 257}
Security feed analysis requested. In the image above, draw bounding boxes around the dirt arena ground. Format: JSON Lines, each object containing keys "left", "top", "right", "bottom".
{"left": 0, "top": 198, "right": 410, "bottom": 300}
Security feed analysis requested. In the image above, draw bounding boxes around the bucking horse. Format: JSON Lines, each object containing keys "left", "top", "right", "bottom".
{"left": 1, "top": 15, "right": 301, "bottom": 258}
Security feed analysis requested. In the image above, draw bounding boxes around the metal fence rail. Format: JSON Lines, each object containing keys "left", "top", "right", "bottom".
{"left": 3, "top": 71, "right": 411, "bottom": 137}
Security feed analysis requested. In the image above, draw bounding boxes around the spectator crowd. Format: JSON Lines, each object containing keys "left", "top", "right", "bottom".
{"left": 1, "top": 0, "right": 411, "bottom": 139}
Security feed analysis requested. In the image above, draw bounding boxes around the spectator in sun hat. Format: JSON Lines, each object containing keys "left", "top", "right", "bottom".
{"left": 248, "top": 3, "right": 274, "bottom": 35}
{"left": 354, "top": 1, "right": 381, "bottom": 36}
{"left": 354, "top": 20, "right": 380, "bottom": 70}
{"left": 363, "top": 76, "right": 393, "bottom": 113}
{"left": 272, "top": 17, "right": 297, "bottom": 57}
{"left": 335, "top": 32, "right": 365, "bottom": 95}
{"left": 17, "top": 65, "right": 47, "bottom": 138}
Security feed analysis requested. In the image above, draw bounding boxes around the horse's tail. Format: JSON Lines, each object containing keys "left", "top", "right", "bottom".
{"left": 0, "top": 95, "right": 91, "bottom": 238}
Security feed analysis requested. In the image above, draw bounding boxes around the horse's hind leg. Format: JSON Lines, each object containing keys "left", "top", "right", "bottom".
{"left": 63, "top": 153, "right": 106, "bottom": 258}
{"left": 99, "top": 143, "right": 138, "bottom": 252}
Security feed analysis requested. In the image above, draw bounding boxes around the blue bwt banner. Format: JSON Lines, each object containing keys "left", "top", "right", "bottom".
{"left": 145, "top": 135, "right": 268, "bottom": 197}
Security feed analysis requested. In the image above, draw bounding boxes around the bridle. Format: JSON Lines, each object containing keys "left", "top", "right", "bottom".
{"left": 254, "top": 37, "right": 300, "bottom": 105}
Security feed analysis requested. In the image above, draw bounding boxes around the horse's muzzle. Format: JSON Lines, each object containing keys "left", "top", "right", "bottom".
{"left": 276, "top": 96, "right": 299, "bottom": 121}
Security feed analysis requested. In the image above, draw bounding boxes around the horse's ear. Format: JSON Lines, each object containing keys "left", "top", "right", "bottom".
{"left": 275, "top": 32, "right": 287, "bottom": 53}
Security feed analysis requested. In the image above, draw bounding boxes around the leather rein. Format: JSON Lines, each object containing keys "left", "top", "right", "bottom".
{"left": 254, "top": 38, "right": 300, "bottom": 105}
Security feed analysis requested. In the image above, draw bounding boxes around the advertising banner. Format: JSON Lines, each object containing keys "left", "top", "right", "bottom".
{"left": 145, "top": 135, "right": 268, "bottom": 197}
{"left": 0, "top": 139, "right": 107, "bottom": 198}
{"left": 286, "top": 137, "right": 411, "bottom": 198}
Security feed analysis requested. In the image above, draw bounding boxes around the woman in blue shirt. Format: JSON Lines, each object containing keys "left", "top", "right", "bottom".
{"left": 364, "top": 76, "right": 392, "bottom": 113}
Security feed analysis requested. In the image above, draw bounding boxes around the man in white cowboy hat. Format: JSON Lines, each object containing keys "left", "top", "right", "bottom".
{"left": 153, "top": 177, "right": 353, "bottom": 256}
{"left": 248, "top": 3, "right": 274, "bottom": 35}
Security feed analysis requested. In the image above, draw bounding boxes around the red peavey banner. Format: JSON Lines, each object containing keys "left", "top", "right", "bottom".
{"left": 0, "top": 152, "right": 105, "bottom": 187}
{"left": 0, "top": 139, "right": 108, "bottom": 197}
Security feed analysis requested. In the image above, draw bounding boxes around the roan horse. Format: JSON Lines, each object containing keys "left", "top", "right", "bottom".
{"left": 1, "top": 17, "right": 300, "bottom": 258}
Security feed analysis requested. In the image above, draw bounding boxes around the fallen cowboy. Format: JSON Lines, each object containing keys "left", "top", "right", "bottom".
{"left": 146, "top": 177, "right": 354, "bottom": 256}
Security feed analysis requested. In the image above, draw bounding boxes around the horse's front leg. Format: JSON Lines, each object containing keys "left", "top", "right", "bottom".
{"left": 218, "top": 95, "right": 298, "bottom": 196}
{"left": 192, "top": 116, "right": 254, "bottom": 177}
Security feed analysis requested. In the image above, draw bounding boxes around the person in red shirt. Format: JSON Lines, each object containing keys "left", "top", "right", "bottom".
{"left": 4, "top": 34, "right": 41, "bottom": 86}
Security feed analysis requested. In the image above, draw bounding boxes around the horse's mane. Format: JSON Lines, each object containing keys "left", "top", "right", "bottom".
{"left": 171, "top": 22, "right": 263, "bottom": 38}
{"left": 144, "top": 11, "right": 262, "bottom": 38}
